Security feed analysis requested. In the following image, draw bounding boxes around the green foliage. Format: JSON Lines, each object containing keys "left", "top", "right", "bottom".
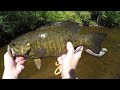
{"left": 79, "top": 11, "right": 91, "bottom": 22}
{"left": 0, "top": 11, "right": 46, "bottom": 35}
{"left": 45, "top": 11, "right": 79, "bottom": 22}
{"left": 89, "top": 21, "right": 97, "bottom": 26}
{"left": 75, "top": 11, "right": 91, "bottom": 26}
{"left": 0, "top": 11, "right": 120, "bottom": 38}
{"left": 0, "top": 11, "right": 120, "bottom": 35}
{"left": 94, "top": 11, "right": 120, "bottom": 27}
{"left": 106, "top": 11, "right": 120, "bottom": 26}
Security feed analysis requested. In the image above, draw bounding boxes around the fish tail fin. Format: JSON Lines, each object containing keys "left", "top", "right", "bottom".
{"left": 86, "top": 32, "right": 107, "bottom": 54}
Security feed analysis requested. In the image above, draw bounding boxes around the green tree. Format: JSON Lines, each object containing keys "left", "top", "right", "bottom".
{"left": 76, "top": 11, "right": 91, "bottom": 26}
{"left": 45, "top": 11, "right": 79, "bottom": 22}
{"left": 92, "top": 11, "right": 120, "bottom": 27}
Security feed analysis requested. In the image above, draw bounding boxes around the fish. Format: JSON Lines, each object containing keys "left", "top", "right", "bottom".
{"left": 7, "top": 21, "right": 107, "bottom": 70}
{"left": 38, "top": 21, "right": 80, "bottom": 32}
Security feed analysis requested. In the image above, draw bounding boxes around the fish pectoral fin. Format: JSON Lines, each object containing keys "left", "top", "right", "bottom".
{"left": 34, "top": 59, "right": 41, "bottom": 70}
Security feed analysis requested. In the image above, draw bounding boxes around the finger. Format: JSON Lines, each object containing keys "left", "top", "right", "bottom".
{"left": 4, "top": 52, "right": 15, "bottom": 68}
{"left": 16, "top": 60, "right": 26, "bottom": 73}
{"left": 75, "top": 46, "right": 84, "bottom": 54}
{"left": 65, "top": 42, "right": 74, "bottom": 63}
{"left": 16, "top": 56, "right": 25, "bottom": 60}
{"left": 17, "top": 60, "right": 26, "bottom": 66}
{"left": 74, "top": 46, "right": 82, "bottom": 54}
{"left": 57, "top": 57, "right": 62, "bottom": 65}
{"left": 19, "top": 65, "right": 24, "bottom": 70}
{"left": 15, "top": 57, "right": 26, "bottom": 63}
{"left": 16, "top": 64, "right": 25, "bottom": 73}
{"left": 61, "top": 54, "right": 66, "bottom": 60}
{"left": 4, "top": 52, "right": 13, "bottom": 62}
{"left": 75, "top": 46, "right": 84, "bottom": 59}
{"left": 66, "top": 42, "right": 74, "bottom": 56}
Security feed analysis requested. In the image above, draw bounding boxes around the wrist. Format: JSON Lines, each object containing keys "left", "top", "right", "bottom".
{"left": 62, "top": 69, "right": 76, "bottom": 79}
{"left": 62, "top": 72, "right": 71, "bottom": 79}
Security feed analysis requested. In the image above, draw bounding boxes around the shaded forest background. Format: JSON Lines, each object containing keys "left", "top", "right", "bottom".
{"left": 0, "top": 11, "right": 120, "bottom": 46}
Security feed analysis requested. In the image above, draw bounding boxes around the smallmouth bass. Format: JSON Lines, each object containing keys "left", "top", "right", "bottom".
{"left": 7, "top": 21, "right": 107, "bottom": 70}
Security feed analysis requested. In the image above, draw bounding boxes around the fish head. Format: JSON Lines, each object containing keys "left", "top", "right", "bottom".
{"left": 7, "top": 40, "right": 31, "bottom": 58}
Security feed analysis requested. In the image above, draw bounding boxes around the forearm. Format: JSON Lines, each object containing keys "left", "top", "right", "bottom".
{"left": 61, "top": 69, "right": 77, "bottom": 79}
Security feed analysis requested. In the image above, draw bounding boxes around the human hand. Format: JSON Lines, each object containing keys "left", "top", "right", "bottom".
{"left": 57, "top": 42, "right": 83, "bottom": 79}
{"left": 2, "top": 52, "right": 26, "bottom": 79}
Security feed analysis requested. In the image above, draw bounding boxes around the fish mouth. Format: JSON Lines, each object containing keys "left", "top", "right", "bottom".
{"left": 7, "top": 45, "right": 14, "bottom": 57}
{"left": 7, "top": 45, "right": 28, "bottom": 58}
{"left": 7, "top": 45, "right": 18, "bottom": 57}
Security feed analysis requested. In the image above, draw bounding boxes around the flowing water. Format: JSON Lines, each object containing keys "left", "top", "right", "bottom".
{"left": 0, "top": 26, "right": 120, "bottom": 79}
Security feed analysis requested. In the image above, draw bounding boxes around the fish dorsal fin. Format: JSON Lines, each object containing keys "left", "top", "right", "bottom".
{"left": 34, "top": 59, "right": 41, "bottom": 70}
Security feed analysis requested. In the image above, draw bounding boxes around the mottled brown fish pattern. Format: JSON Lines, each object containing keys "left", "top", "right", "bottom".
{"left": 7, "top": 21, "right": 107, "bottom": 69}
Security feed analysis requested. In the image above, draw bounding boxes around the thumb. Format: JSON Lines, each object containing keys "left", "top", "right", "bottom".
{"left": 66, "top": 42, "right": 74, "bottom": 56}
{"left": 4, "top": 52, "right": 15, "bottom": 68}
